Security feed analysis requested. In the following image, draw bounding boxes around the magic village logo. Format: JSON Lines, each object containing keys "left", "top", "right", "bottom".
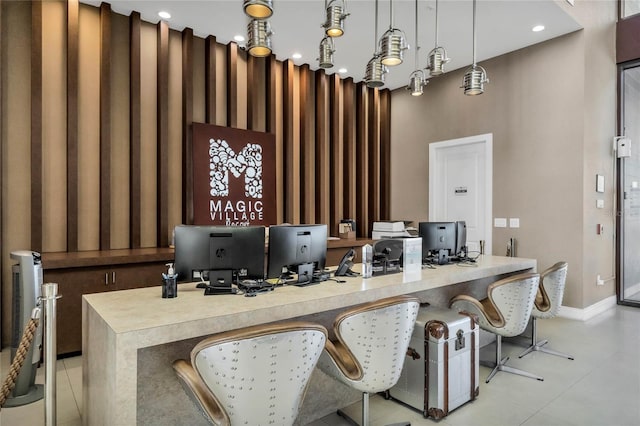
{"left": 209, "top": 138, "right": 264, "bottom": 226}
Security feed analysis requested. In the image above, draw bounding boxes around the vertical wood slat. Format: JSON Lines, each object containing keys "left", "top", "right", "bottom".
{"left": 282, "top": 60, "right": 299, "bottom": 223}
{"left": 99, "top": 3, "right": 112, "bottom": 250}
{"left": 205, "top": 35, "right": 216, "bottom": 124}
{"left": 67, "top": 0, "right": 79, "bottom": 252}
{"left": 182, "top": 28, "right": 194, "bottom": 224}
{"left": 226, "top": 42, "right": 238, "bottom": 128}
{"left": 247, "top": 54, "right": 256, "bottom": 130}
{"left": 266, "top": 56, "right": 283, "bottom": 224}
{"left": 300, "top": 64, "right": 315, "bottom": 224}
{"left": 367, "top": 88, "right": 380, "bottom": 224}
{"left": 129, "top": 11, "right": 141, "bottom": 248}
{"left": 315, "top": 71, "right": 330, "bottom": 228}
{"left": 343, "top": 78, "right": 357, "bottom": 230}
{"left": 355, "top": 82, "right": 369, "bottom": 238}
{"left": 31, "top": 0, "right": 43, "bottom": 252}
{"left": 379, "top": 90, "right": 391, "bottom": 219}
{"left": 329, "top": 74, "right": 344, "bottom": 235}
{"left": 157, "top": 21, "right": 169, "bottom": 247}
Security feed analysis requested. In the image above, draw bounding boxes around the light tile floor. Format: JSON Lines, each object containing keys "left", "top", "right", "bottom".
{"left": 1, "top": 305, "right": 639, "bottom": 426}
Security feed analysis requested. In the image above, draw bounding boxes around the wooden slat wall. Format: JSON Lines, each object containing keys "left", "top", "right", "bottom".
{"left": 5, "top": 2, "right": 391, "bottom": 258}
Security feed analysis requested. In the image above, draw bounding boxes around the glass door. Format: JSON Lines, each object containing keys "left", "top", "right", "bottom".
{"left": 619, "top": 63, "right": 640, "bottom": 306}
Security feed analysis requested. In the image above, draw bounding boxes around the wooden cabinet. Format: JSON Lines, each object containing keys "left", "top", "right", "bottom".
{"left": 42, "top": 248, "right": 174, "bottom": 356}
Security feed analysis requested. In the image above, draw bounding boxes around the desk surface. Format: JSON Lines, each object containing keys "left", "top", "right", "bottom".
{"left": 82, "top": 255, "right": 535, "bottom": 425}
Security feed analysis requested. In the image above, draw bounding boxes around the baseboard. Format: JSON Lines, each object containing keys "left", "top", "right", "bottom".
{"left": 558, "top": 295, "right": 617, "bottom": 321}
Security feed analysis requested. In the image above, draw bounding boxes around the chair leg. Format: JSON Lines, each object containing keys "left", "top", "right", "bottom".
{"left": 484, "top": 335, "right": 544, "bottom": 383}
{"left": 519, "top": 317, "right": 574, "bottom": 360}
{"left": 336, "top": 392, "right": 410, "bottom": 426}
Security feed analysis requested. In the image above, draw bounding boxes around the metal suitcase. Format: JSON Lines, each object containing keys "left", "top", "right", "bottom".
{"left": 388, "top": 305, "right": 479, "bottom": 419}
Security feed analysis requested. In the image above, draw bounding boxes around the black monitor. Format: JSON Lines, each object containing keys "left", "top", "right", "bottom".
{"left": 267, "top": 224, "right": 327, "bottom": 284}
{"left": 174, "top": 225, "right": 265, "bottom": 285}
{"left": 418, "top": 222, "right": 457, "bottom": 263}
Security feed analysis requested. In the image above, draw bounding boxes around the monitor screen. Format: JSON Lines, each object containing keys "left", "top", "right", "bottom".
{"left": 418, "top": 222, "right": 457, "bottom": 259}
{"left": 174, "top": 225, "right": 265, "bottom": 284}
{"left": 267, "top": 224, "right": 327, "bottom": 283}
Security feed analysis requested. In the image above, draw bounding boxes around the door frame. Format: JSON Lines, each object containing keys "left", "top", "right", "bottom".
{"left": 428, "top": 133, "right": 493, "bottom": 255}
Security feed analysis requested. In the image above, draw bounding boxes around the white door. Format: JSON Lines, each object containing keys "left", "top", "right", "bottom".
{"left": 429, "top": 134, "right": 492, "bottom": 256}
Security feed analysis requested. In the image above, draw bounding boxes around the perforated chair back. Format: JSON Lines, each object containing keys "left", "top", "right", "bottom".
{"left": 533, "top": 262, "right": 568, "bottom": 319}
{"left": 174, "top": 322, "right": 327, "bottom": 426}
{"left": 488, "top": 273, "right": 540, "bottom": 337}
{"left": 318, "top": 295, "right": 420, "bottom": 393}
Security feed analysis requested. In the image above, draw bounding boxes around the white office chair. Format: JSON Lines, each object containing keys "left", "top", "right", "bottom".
{"left": 317, "top": 295, "right": 421, "bottom": 426}
{"left": 450, "top": 273, "right": 542, "bottom": 383}
{"left": 173, "top": 321, "right": 327, "bottom": 426}
{"left": 519, "top": 261, "right": 573, "bottom": 360}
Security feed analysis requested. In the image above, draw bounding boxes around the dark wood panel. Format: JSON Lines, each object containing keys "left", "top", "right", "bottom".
{"left": 266, "top": 56, "right": 277, "bottom": 134}
{"left": 355, "top": 82, "right": 369, "bottom": 237}
{"left": 156, "top": 21, "right": 169, "bottom": 247}
{"left": 300, "top": 64, "right": 315, "bottom": 224}
{"left": 343, "top": 78, "right": 357, "bottom": 228}
{"left": 315, "top": 71, "right": 330, "bottom": 228}
{"left": 205, "top": 35, "right": 216, "bottom": 124}
{"left": 247, "top": 54, "right": 256, "bottom": 130}
{"left": 226, "top": 42, "right": 238, "bottom": 128}
{"left": 100, "top": 3, "right": 112, "bottom": 250}
{"left": 379, "top": 89, "right": 391, "bottom": 219}
{"left": 617, "top": 14, "right": 640, "bottom": 64}
{"left": 67, "top": 0, "right": 79, "bottom": 252}
{"left": 329, "top": 74, "right": 344, "bottom": 235}
{"left": 31, "top": 0, "right": 43, "bottom": 253}
{"left": 129, "top": 11, "right": 141, "bottom": 248}
{"left": 0, "top": 0, "right": 3, "bottom": 293}
{"left": 283, "top": 59, "right": 299, "bottom": 223}
{"left": 182, "top": 27, "right": 194, "bottom": 224}
{"left": 367, "top": 88, "right": 380, "bottom": 224}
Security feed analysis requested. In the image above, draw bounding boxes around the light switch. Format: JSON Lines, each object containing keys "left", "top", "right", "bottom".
{"left": 494, "top": 218, "right": 507, "bottom": 228}
{"left": 596, "top": 199, "right": 604, "bottom": 209}
{"left": 509, "top": 218, "right": 520, "bottom": 228}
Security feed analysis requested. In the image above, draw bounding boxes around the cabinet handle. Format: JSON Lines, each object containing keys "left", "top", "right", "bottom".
{"left": 112, "top": 271, "right": 116, "bottom": 285}
{"left": 105, "top": 273, "right": 109, "bottom": 286}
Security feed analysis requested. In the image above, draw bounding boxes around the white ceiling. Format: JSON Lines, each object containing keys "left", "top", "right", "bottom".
{"left": 81, "top": 0, "right": 582, "bottom": 90}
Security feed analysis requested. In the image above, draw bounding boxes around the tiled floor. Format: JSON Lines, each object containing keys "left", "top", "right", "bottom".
{"left": 1, "top": 305, "right": 639, "bottom": 426}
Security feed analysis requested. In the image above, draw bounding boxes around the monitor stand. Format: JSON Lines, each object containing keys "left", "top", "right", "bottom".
{"left": 202, "top": 269, "right": 236, "bottom": 295}
{"left": 297, "top": 263, "right": 315, "bottom": 284}
{"left": 437, "top": 250, "right": 449, "bottom": 265}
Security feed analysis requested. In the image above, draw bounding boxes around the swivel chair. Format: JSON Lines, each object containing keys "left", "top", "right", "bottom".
{"left": 450, "top": 273, "right": 542, "bottom": 383}
{"left": 317, "top": 295, "right": 420, "bottom": 426}
{"left": 519, "top": 262, "right": 573, "bottom": 360}
{"left": 173, "top": 321, "right": 327, "bottom": 426}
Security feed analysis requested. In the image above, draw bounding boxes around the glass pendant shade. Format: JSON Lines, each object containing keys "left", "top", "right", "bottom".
{"left": 243, "top": 0, "right": 273, "bottom": 19}
{"left": 407, "top": 70, "right": 426, "bottom": 96}
{"left": 365, "top": 55, "right": 387, "bottom": 88}
{"left": 318, "top": 36, "right": 335, "bottom": 68}
{"left": 324, "top": 0, "right": 348, "bottom": 37}
{"left": 247, "top": 19, "right": 272, "bottom": 57}
{"left": 427, "top": 46, "right": 450, "bottom": 76}
{"left": 462, "top": 65, "right": 488, "bottom": 95}
{"left": 379, "top": 28, "right": 407, "bottom": 66}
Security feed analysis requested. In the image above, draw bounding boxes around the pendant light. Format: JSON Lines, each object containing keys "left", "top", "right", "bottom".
{"left": 247, "top": 18, "right": 273, "bottom": 57}
{"left": 407, "top": 0, "right": 426, "bottom": 96}
{"left": 461, "top": 0, "right": 489, "bottom": 95}
{"left": 318, "top": 36, "right": 335, "bottom": 68}
{"left": 364, "top": 0, "right": 388, "bottom": 88}
{"left": 243, "top": 0, "right": 273, "bottom": 19}
{"left": 426, "top": 0, "right": 450, "bottom": 77}
{"left": 379, "top": 0, "right": 408, "bottom": 66}
{"left": 323, "top": 0, "right": 349, "bottom": 37}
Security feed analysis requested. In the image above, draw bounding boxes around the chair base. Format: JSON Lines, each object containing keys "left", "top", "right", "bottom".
{"left": 336, "top": 392, "right": 410, "bottom": 426}
{"left": 482, "top": 356, "right": 544, "bottom": 383}
{"left": 519, "top": 317, "right": 574, "bottom": 360}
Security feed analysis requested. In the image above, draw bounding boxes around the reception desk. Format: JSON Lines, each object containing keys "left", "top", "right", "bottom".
{"left": 82, "top": 255, "right": 535, "bottom": 425}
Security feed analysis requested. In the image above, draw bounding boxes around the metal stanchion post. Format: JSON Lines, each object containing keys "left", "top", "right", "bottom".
{"left": 41, "top": 283, "right": 61, "bottom": 426}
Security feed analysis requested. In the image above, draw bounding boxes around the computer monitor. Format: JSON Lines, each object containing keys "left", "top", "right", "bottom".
{"left": 418, "top": 222, "right": 457, "bottom": 263}
{"left": 174, "top": 225, "right": 265, "bottom": 285}
{"left": 267, "top": 224, "right": 327, "bottom": 284}
{"left": 455, "top": 221, "right": 467, "bottom": 257}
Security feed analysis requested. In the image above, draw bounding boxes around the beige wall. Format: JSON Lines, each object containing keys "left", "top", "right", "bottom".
{"left": 390, "top": 1, "right": 617, "bottom": 310}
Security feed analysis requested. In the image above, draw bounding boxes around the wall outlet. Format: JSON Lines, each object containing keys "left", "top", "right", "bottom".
{"left": 494, "top": 218, "right": 507, "bottom": 228}
{"left": 596, "top": 275, "right": 604, "bottom": 286}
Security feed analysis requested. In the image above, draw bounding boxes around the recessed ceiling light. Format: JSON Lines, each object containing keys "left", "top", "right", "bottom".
{"left": 158, "top": 11, "right": 171, "bottom": 20}
{"left": 292, "top": 53, "right": 302, "bottom": 59}
{"left": 532, "top": 25, "right": 545, "bottom": 32}
{"left": 234, "top": 35, "right": 245, "bottom": 42}
{"left": 338, "top": 68, "right": 348, "bottom": 74}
